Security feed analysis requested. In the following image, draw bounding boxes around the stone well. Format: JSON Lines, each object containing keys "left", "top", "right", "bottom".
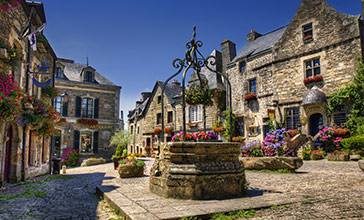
{"left": 149, "top": 142, "right": 245, "bottom": 200}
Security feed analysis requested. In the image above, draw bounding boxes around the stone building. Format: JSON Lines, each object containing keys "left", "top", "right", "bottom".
{"left": 0, "top": 1, "right": 57, "bottom": 184}
{"left": 54, "top": 58, "right": 122, "bottom": 162}
{"left": 225, "top": 0, "right": 364, "bottom": 143}
{"left": 128, "top": 50, "right": 226, "bottom": 154}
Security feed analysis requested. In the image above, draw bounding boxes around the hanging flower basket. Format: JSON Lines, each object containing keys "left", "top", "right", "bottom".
{"left": 185, "top": 83, "right": 213, "bottom": 106}
{"left": 153, "top": 128, "right": 162, "bottom": 134}
{"left": 304, "top": 75, "right": 323, "bottom": 85}
{"left": 244, "top": 92, "right": 256, "bottom": 101}
{"left": 0, "top": 40, "right": 23, "bottom": 69}
{"left": 164, "top": 126, "right": 174, "bottom": 133}
{"left": 77, "top": 118, "right": 99, "bottom": 127}
{"left": 56, "top": 118, "right": 67, "bottom": 125}
{"left": 41, "top": 86, "right": 59, "bottom": 99}
{"left": 213, "top": 125, "right": 226, "bottom": 133}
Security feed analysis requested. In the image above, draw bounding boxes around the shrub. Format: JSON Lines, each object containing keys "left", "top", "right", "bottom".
{"left": 61, "top": 148, "right": 79, "bottom": 167}
{"left": 302, "top": 146, "right": 312, "bottom": 160}
{"left": 340, "top": 136, "right": 364, "bottom": 151}
{"left": 119, "top": 155, "right": 145, "bottom": 167}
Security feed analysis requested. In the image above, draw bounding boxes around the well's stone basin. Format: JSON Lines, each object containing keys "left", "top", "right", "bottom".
{"left": 240, "top": 157, "right": 303, "bottom": 171}
{"left": 149, "top": 142, "right": 245, "bottom": 200}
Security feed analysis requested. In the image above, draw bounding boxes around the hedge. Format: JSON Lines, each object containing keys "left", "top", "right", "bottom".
{"left": 341, "top": 136, "right": 364, "bottom": 151}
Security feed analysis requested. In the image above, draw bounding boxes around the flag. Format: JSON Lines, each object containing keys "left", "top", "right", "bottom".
{"left": 27, "top": 23, "right": 46, "bottom": 51}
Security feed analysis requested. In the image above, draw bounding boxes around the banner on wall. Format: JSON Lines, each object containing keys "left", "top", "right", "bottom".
{"left": 32, "top": 78, "right": 52, "bottom": 87}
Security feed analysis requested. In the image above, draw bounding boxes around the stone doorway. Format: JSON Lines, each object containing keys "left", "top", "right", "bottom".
{"left": 4, "top": 127, "right": 12, "bottom": 183}
{"left": 309, "top": 113, "right": 323, "bottom": 136}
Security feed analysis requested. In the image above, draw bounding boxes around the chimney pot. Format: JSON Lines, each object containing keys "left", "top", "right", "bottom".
{"left": 247, "top": 30, "right": 262, "bottom": 42}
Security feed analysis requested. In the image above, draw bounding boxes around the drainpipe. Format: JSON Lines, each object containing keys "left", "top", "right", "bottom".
{"left": 49, "top": 56, "right": 56, "bottom": 174}
{"left": 22, "top": 14, "right": 32, "bottom": 181}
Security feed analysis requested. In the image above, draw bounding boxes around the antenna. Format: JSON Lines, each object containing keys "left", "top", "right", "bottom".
{"left": 86, "top": 56, "right": 89, "bottom": 66}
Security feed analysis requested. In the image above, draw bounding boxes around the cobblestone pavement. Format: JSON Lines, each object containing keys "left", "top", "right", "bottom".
{"left": 0, "top": 159, "right": 363, "bottom": 220}
{"left": 249, "top": 160, "right": 364, "bottom": 220}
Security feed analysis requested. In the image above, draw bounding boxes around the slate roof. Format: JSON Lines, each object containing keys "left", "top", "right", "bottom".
{"left": 57, "top": 59, "right": 119, "bottom": 88}
{"left": 302, "top": 86, "right": 327, "bottom": 106}
{"left": 232, "top": 26, "right": 287, "bottom": 62}
{"left": 189, "top": 50, "right": 225, "bottom": 90}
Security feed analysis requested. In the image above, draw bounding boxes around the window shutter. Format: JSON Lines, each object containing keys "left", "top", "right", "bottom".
{"left": 186, "top": 106, "right": 189, "bottom": 122}
{"left": 73, "top": 130, "right": 80, "bottom": 150}
{"left": 94, "top": 98, "right": 99, "bottom": 119}
{"left": 62, "top": 102, "right": 68, "bottom": 117}
{"left": 75, "top": 96, "right": 81, "bottom": 117}
{"left": 93, "top": 131, "right": 99, "bottom": 153}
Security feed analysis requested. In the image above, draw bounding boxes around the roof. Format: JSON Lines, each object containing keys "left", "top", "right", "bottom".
{"left": 56, "top": 59, "right": 119, "bottom": 87}
{"left": 189, "top": 50, "right": 225, "bottom": 90}
{"left": 232, "top": 26, "right": 287, "bottom": 62}
{"left": 302, "top": 86, "right": 327, "bottom": 106}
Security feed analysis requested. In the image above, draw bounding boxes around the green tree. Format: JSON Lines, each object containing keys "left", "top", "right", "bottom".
{"left": 109, "top": 130, "right": 132, "bottom": 148}
{"left": 327, "top": 58, "right": 364, "bottom": 133}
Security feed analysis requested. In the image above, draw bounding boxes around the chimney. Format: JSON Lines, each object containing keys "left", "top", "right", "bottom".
{"left": 247, "top": 30, "right": 262, "bottom": 43}
{"left": 172, "top": 80, "right": 181, "bottom": 86}
{"left": 221, "top": 39, "right": 236, "bottom": 73}
{"left": 141, "top": 92, "right": 152, "bottom": 101}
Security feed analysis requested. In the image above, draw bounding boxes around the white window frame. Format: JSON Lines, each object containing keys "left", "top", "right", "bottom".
{"left": 189, "top": 105, "right": 203, "bottom": 122}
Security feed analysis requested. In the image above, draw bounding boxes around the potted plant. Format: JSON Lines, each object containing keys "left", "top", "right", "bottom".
{"left": 118, "top": 155, "right": 145, "bottom": 178}
{"left": 112, "top": 147, "right": 127, "bottom": 170}
{"left": 41, "top": 86, "right": 59, "bottom": 99}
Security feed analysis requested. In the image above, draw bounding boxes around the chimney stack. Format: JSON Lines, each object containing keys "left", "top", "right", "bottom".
{"left": 221, "top": 39, "right": 236, "bottom": 73}
{"left": 172, "top": 80, "right": 181, "bottom": 86}
{"left": 141, "top": 92, "right": 152, "bottom": 101}
{"left": 247, "top": 30, "right": 262, "bottom": 43}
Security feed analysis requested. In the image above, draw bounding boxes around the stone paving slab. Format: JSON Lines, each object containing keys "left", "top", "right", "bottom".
{"left": 97, "top": 171, "right": 305, "bottom": 220}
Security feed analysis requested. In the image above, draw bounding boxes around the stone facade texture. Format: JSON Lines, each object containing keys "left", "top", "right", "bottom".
{"left": 227, "top": 0, "right": 364, "bottom": 143}
{"left": 0, "top": 1, "right": 56, "bottom": 185}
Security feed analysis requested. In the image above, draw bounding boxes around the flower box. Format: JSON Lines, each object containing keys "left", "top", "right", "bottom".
{"left": 153, "top": 128, "right": 162, "bottom": 134}
{"left": 77, "top": 118, "right": 99, "bottom": 127}
{"left": 304, "top": 75, "right": 323, "bottom": 85}
{"left": 164, "top": 126, "right": 173, "bottom": 133}
{"left": 187, "top": 122, "right": 198, "bottom": 127}
{"left": 118, "top": 164, "right": 144, "bottom": 178}
{"left": 244, "top": 93, "right": 256, "bottom": 101}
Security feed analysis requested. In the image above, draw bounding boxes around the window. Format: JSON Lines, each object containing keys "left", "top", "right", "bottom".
{"left": 55, "top": 68, "right": 62, "bottom": 78}
{"left": 130, "top": 125, "right": 133, "bottom": 134}
{"left": 285, "top": 108, "right": 301, "bottom": 130}
{"left": 303, "top": 23, "right": 313, "bottom": 42}
{"left": 85, "top": 71, "right": 93, "bottom": 82}
{"left": 333, "top": 105, "right": 347, "bottom": 127}
{"left": 305, "top": 59, "right": 320, "bottom": 78}
{"left": 167, "top": 111, "right": 173, "bottom": 123}
{"left": 156, "top": 113, "right": 162, "bottom": 124}
{"left": 54, "top": 96, "right": 62, "bottom": 114}
{"left": 157, "top": 96, "right": 161, "bottom": 104}
{"left": 189, "top": 105, "right": 203, "bottom": 122}
{"left": 82, "top": 98, "right": 93, "bottom": 118}
{"left": 240, "top": 61, "right": 246, "bottom": 72}
{"left": 249, "top": 79, "right": 256, "bottom": 94}
{"left": 137, "top": 127, "right": 140, "bottom": 134}
{"left": 80, "top": 131, "right": 92, "bottom": 153}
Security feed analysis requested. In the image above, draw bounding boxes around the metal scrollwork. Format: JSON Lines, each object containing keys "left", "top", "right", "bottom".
{"left": 160, "top": 26, "right": 233, "bottom": 145}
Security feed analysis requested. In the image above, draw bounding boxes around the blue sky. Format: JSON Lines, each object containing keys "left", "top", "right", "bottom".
{"left": 40, "top": 0, "right": 362, "bottom": 124}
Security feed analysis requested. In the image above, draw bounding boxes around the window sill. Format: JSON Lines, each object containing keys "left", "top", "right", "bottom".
{"left": 303, "top": 38, "right": 313, "bottom": 44}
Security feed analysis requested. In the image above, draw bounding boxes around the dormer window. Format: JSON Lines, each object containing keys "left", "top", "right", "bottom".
{"left": 303, "top": 23, "right": 313, "bottom": 43}
{"left": 55, "top": 67, "right": 62, "bottom": 78}
{"left": 85, "top": 71, "right": 93, "bottom": 82}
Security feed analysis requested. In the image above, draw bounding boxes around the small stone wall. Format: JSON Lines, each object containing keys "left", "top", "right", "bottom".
{"left": 240, "top": 157, "right": 303, "bottom": 171}
{"left": 149, "top": 142, "right": 245, "bottom": 200}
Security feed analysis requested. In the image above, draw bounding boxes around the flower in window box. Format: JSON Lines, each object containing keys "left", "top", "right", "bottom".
{"left": 303, "top": 35, "right": 312, "bottom": 41}
{"left": 153, "top": 128, "right": 162, "bottom": 134}
{"left": 243, "top": 92, "right": 256, "bottom": 101}
{"left": 164, "top": 126, "right": 173, "bottom": 133}
{"left": 304, "top": 75, "right": 323, "bottom": 85}
{"left": 172, "top": 132, "right": 197, "bottom": 142}
{"left": 77, "top": 118, "right": 99, "bottom": 127}
{"left": 232, "top": 136, "right": 245, "bottom": 143}
{"left": 187, "top": 122, "right": 198, "bottom": 127}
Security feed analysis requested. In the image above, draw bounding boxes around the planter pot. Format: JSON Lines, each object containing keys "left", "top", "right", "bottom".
{"left": 240, "top": 157, "right": 303, "bottom": 171}
{"left": 326, "top": 154, "right": 350, "bottom": 161}
{"left": 118, "top": 164, "right": 144, "bottom": 178}
{"left": 81, "top": 158, "right": 106, "bottom": 167}
{"left": 311, "top": 154, "right": 323, "bottom": 160}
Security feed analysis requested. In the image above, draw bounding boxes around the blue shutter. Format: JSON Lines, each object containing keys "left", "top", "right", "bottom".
{"left": 94, "top": 98, "right": 99, "bottom": 119}
{"left": 73, "top": 130, "right": 80, "bottom": 150}
{"left": 75, "top": 96, "right": 81, "bottom": 117}
{"left": 62, "top": 102, "right": 68, "bottom": 117}
{"left": 93, "top": 131, "right": 99, "bottom": 153}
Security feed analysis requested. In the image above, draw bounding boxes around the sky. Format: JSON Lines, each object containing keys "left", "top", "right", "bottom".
{"left": 39, "top": 0, "right": 362, "bottom": 125}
